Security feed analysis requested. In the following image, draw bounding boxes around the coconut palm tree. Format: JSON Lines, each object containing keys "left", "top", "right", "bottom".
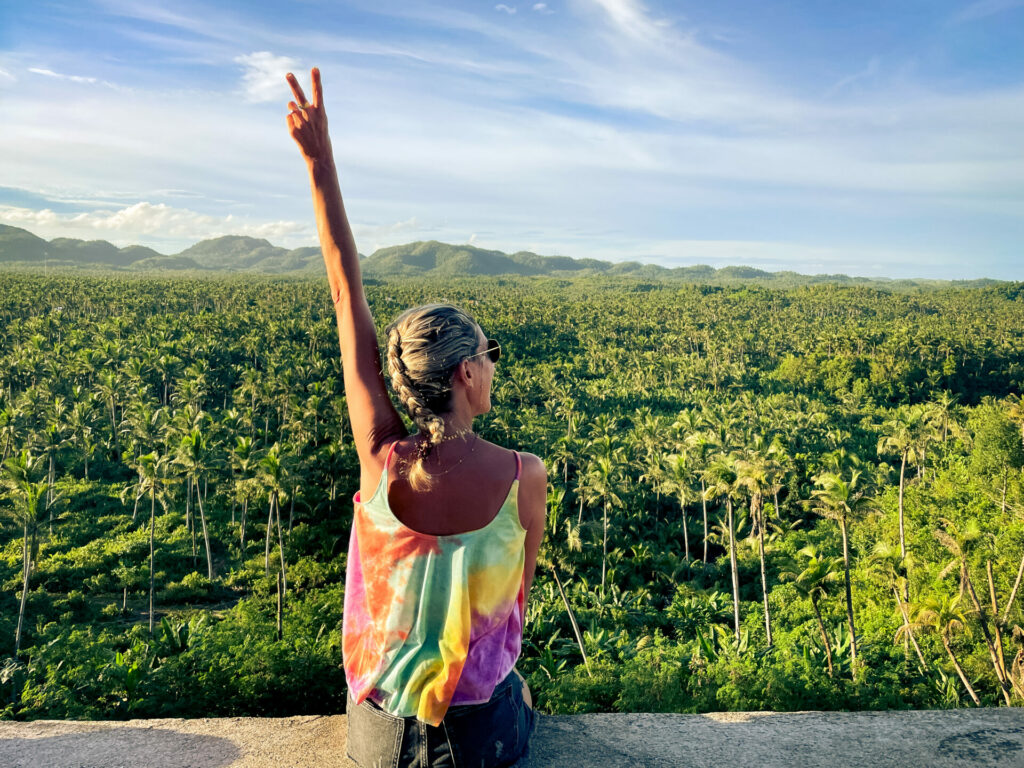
{"left": 1, "top": 450, "right": 55, "bottom": 655}
{"left": 175, "top": 428, "right": 215, "bottom": 579}
{"left": 935, "top": 518, "right": 1013, "bottom": 705}
{"left": 779, "top": 545, "right": 843, "bottom": 677}
{"left": 737, "top": 448, "right": 776, "bottom": 647}
{"left": 230, "top": 435, "right": 259, "bottom": 554}
{"left": 870, "top": 540, "right": 927, "bottom": 670}
{"left": 704, "top": 452, "right": 743, "bottom": 639}
{"left": 902, "top": 592, "right": 981, "bottom": 706}
{"left": 877, "top": 405, "right": 926, "bottom": 570}
{"left": 259, "top": 443, "right": 289, "bottom": 596}
{"left": 580, "top": 443, "right": 624, "bottom": 597}
{"left": 136, "top": 451, "right": 170, "bottom": 635}
{"left": 664, "top": 450, "right": 693, "bottom": 562}
{"left": 809, "top": 467, "right": 873, "bottom": 675}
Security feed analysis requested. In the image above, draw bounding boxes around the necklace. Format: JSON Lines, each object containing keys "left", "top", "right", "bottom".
{"left": 433, "top": 426, "right": 475, "bottom": 443}
{"left": 418, "top": 432, "right": 479, "bottom": 477}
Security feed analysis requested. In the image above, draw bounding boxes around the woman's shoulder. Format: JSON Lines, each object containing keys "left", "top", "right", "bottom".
{"left": 476, "top": 440, "right": 545, "bottom": 480}
{"left": 516, "top": 451, "right": 547, "bottom": 485}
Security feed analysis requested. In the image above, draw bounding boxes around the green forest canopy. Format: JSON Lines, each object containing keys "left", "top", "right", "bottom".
{"left": 1, "top": 271, "right": 1024, "bottom": 719}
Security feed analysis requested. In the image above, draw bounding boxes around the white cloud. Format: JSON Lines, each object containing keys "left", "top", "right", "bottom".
{"left": 588, "top": 0, "right": 668, "bottom": 41}
{"left": 28, "top": 67, "right": 97, "bottom": 84}
{"left": 235, "top": 51, "right": 300, "bottom": 103}
{"left": 0, "top": 67, "right": 15, "bottom": 83}
{"left": 0, "top": 203, "right": 307, "bottom": 245}
{"left": 949, "top": 0, "right": 1024, "bottom": 24}
{"left": 495, "top": 4, "right": 517, "bottom": 14}
{"left": 532, "top": 3, "right": 554, "bottom": 13}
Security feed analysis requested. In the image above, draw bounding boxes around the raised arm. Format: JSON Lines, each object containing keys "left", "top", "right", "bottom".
{"left": 286, "top": 68, "right": 405, "bottom": 468}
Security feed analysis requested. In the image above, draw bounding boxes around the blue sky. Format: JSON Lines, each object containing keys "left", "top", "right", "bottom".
{"left": 0, "top": 0, "right": 1021, "bottom": 279}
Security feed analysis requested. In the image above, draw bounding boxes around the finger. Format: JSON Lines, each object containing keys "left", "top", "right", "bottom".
{"left": 285, "top": 72, "right": 308, "bottom": 106}
{"left": 288, "top": 101, "right": 303, "bottom": 113}
{"left": 311, "top": 67, "right": 322, "bottom": 108}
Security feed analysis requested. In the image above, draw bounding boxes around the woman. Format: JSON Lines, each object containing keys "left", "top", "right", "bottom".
{"left": 286, "top": 68, "right": 547, "bottom": 767}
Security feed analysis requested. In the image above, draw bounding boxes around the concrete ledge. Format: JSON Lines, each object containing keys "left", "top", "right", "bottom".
{"left": 2, "top": 709, "right": 1023, "bottom": 767}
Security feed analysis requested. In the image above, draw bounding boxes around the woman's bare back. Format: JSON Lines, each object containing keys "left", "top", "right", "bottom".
{"left": 377, "top": 437, "right": 521, "bottom": 536}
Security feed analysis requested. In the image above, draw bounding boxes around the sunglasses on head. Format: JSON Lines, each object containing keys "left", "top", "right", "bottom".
{"left": 464, "top": 338, "right": 501, "bottom": 364}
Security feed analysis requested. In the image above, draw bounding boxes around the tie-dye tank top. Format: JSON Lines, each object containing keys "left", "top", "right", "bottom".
{"left": 343, "top": 442, "right": 526, "bottom": 726}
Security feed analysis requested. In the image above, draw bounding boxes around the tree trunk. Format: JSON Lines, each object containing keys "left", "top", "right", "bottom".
{"left": 943, "top": 635, "right": 981, "bottom": 706}
{"left": 962, "top": 564, "right": 1012, "bottom": 705}
{"left": 195, "top": 479, "right": 214, "bottom": 580}
{"left": 986, "top": 561, "right": 1022, "bottom": 699}
{"left": 839, "top": 516, "right": 858, "bottom": 675}
{"left": 288, "top": 486, "right": 296, "bottom": 533}
{"left": 149, "top": 488, "right": 156, "bottom": 635}
{"left": 680, "top": 496, "right": 690, "bottom": 563}
{"left": 240, "top": 496, "right": 248, "bottom": 555}
{"left": 701, "top": 479, "right": 709, "bottom": 563}
{"left": 811, "top": 594, "right": 834, "bottom": 677}
{"left": 898, "top": 451, "right": 909, "bottom": 603}
{"left": 727, "top": 498, "right": 741, "bottom": 640}
{"left": 274, "top": 493, "right": 288, "bottom": 597}
{"left": 757, "top": 501, "right": 773, "bottom": 647}
{"left": 601, "top": 500, "right": 608, "bottom": 596}
{"left": 1002, "top": 549, "right": 1024, "bottom": 625}
{"left": 14, "top": 525, "right": 32, "bottom": 655}
{"left": 892, "top": 585, "right": 927, "bottom": 670}
{"left": 552, "top": 565, "right": 590, "bottom": 676}
{"left": 264, "top": 496, "right": 274, "bottom": 574}
{"left": 131, "top": 485, "right": 141, "bottom": 524}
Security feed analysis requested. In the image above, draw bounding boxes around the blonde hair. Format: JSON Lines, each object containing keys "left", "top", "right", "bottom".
{"left": 385, "top": 304, "right": 480, "bottom": 491}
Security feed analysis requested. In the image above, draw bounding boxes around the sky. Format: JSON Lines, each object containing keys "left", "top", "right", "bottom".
{"left": 0, "top": 0, "right": 1022, "bottom": 279}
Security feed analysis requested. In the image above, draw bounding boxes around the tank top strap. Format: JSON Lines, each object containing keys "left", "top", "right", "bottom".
{"left": 513, "top": 450, "right": 521, "bottom": 480}
{"left": 384, "top": 440, "right": 399, "bottom": 471}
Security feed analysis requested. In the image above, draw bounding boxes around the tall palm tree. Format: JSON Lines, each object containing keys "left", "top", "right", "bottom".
{"left": 877, "top": 404, "right": 926, "bottom": 573}
{"left": 935, "top": 518, "right": 1013, "bottom": 705}
{"left": 869, "top": 540, "right": 927, "bottom": 669}
{"left": 136, "top": 451, "right": 170, "bottom": 635}
{"left": 902, "top": 592, "right": 981, "bottom": 706}
{"left": 580, "top": 446, "right": 624, "bottom": 597}
{"left": 230, "top": 435, "right": 259, "bottom": 555}
{"left": 664, "top": 450, "right": 693, "bottom": 562}
{"left": 737, "top": 448, "right": 775, "bottom": 647}
{"left": 1, "top": 451, "right": 54, "bottom": 655}
{"left": 779, "top": 545, "right": 843, "bottom": 677}
{"left": 704, "top": 453, "right": 742, "bottom": 639}
{"left": 809, "top": 467, "right": 873, "bottom": 675}
{"left": 175, "top": 429, "right": 215, "bottom": 579}
{"left": 259, "top": 443, "right": 289, "bottom": 596}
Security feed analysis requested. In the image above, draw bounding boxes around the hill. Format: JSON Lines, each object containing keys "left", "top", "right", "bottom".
{"left": 0, "top": 224, "right": 1004, "bottom": 288}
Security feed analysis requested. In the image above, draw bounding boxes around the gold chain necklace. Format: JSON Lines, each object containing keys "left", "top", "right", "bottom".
{"left": 418, "top": 432, "right": 479, "bottom": 477}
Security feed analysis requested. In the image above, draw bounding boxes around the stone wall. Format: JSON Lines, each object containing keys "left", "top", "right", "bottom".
{"left": 2, "top": 709, "right": 1023, "bottom": 767}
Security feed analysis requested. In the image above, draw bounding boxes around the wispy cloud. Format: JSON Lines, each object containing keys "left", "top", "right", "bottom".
{"left": 825, "top": 57, "right": 881, "bottom": 96}
{"left": 28, "top": 67, "right": 98, "bottom": 84}
{"left": 588, "top": 0, "right": 670, "bottom": 42}
{"left": 532, "top": 3, "right": 555, "bottom": 14}
{"left": 0, "top": 68, "right": 15, "bottom": 83}
{"left": 495, "top": 4, "right": 517, "bottom": 14}
{"left": 235, "top": 51, "right": 300, "bottom": 103}
{"left": 949, "top": 0, "right": 1024, "bottom": 24}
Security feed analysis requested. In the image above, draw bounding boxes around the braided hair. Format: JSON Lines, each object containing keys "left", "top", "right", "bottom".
{"left": 385, "top": 304, "right": 481, "bottom": 491}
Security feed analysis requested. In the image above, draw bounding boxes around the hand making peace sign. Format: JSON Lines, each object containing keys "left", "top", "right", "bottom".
{"left": 286, "top": 68, "right": 332, "bottom": 164}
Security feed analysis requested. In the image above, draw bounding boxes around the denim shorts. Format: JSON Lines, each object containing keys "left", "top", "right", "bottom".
{"left": 346, "top": 670, "right": 536, "bottom": 768}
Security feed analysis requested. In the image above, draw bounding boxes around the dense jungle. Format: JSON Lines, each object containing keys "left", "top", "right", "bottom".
{"left": 1, "top": 271, "right": 1024, "bottom": 720}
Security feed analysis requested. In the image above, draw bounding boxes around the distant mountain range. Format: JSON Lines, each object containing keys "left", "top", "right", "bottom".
{"left": 0, "top": 224, "right": 1001, "bottom": 287}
